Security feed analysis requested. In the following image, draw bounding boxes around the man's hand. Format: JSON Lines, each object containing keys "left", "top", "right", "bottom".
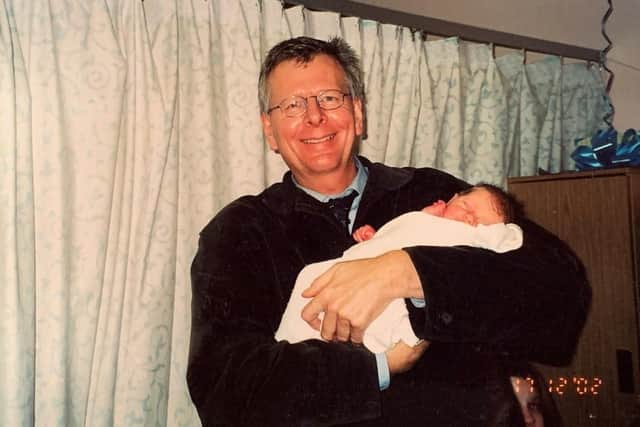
{"left": 386, "top": 339, "right": 430, "bottom": 375}
{"left": 301, "top": 250, "right": 423, "bottom": 343}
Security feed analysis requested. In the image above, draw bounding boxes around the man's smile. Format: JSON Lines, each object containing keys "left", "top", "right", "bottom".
{"left": 301, "top": 133, "right": 336, "bottom": 144}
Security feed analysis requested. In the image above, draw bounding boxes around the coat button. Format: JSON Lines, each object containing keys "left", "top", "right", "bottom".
{"left": 440, "top": 312, "right": 453, "bottom": 324}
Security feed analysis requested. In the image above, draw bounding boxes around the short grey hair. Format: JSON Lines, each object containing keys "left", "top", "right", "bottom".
{"left": 258, "top": 36, "right": 366, "bottom": 115}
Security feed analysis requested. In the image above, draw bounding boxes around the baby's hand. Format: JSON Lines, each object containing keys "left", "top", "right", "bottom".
{"left": 422, "top": 200, "right": 446, "bottom": 217}
{"left": 353, "top": 225, "right": 376, "bottom": 242}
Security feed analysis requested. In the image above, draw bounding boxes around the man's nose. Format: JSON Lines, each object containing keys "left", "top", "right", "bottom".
{"left": 304, "top": 97, "right": 326, "bottom": 125}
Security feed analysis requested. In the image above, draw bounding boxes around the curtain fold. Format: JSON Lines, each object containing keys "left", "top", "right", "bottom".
{"left": 1, "top": 2, "right": 36, "bottom": 426}
{"left": 0, "top": 1, "right": 609, "bottom": 426}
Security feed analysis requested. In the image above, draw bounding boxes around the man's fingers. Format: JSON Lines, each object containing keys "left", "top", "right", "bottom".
{"left": 307, "top": 317, "right": 321, "bottom": 331}
{"left": 413, "top": 339, "right": 429, "bottom": 354}
{"left": 302, "top": 267, "right": 332, "bottom": 298}
{"left": 301, "top": 299, "right": 324, "bottom": 327}
{"left": 320, "top": 312, "right": 337, "bottom": 341}
{"left": 335, "top": 318, "right": 350, "bottom": 342}
{"left": 350, "top": 327, "right": 364, "bottom": 344}
{"left": 386, "top": 339, "right": 431, "bottom": 375}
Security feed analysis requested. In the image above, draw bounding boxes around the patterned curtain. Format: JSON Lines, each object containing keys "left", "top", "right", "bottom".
{"left": 0, "top": 0, "right": 609, "bottom": 426}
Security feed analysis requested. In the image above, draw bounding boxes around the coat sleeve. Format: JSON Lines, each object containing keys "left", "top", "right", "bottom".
{"left": 187, "top": 203, "right": 381, "bottom": 427}
{"left": 404, "top": 217, "right": 591, "bottom": 366}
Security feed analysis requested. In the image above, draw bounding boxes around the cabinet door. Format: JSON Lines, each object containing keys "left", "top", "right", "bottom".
{"left": 509, "top": 173, "right": 640, "bottom": 427}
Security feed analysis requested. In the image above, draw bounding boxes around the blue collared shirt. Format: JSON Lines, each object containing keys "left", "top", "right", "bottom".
{"left": 292, "top": 157, "right": 391, "bottom": 391}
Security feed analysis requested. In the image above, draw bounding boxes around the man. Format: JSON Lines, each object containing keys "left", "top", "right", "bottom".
{"left": 187, "top": 36, "right": 590, "bottom": 426}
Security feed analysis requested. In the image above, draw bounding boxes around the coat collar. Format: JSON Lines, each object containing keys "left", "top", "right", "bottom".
{"left": 260, "top": 156, "right": 414, "bottom": 218}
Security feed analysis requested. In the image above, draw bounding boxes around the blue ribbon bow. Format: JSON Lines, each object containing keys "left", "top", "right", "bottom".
{"left": 571, "top": 128, "right": 640, "bottom": 170}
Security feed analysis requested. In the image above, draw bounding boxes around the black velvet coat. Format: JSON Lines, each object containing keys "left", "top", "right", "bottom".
{"left": 188, "top": 157, "right": 590, "bottom": 426}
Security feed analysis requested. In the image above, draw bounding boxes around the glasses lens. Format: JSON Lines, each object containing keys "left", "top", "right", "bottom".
{"left": 318, "top": 90, "right": 345, "bottom": 110}
{"left": 281, "top": 96, "right": 306, "bottom": 116}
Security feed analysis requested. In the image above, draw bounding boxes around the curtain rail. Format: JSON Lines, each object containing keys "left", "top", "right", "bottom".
{"left": 284, "top": 0, "right": 601, "bottom": 62}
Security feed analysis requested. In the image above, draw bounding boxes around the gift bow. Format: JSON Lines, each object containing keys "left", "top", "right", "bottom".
{"left": 571, "top": 128, "right": 640, "bottom": 170}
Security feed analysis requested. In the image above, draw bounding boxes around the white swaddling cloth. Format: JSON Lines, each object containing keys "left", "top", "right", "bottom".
{"left": 275, "top": 211, "right": 524, "bottom": 353}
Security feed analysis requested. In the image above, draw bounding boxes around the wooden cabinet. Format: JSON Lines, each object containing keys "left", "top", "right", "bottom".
{"left": 508, "top": 168, "right": 640, "bottom": 426}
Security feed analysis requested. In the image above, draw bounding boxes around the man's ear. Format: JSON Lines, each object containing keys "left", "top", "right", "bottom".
{"left": 261, "top": 112, "right": 278, "bottom": 151}
{"left": 353, "top": 97, "right": 364, "bottom": 137}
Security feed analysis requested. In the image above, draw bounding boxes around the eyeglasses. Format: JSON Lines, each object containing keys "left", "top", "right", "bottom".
{"left": 267, "top": 90, "right": 351, "bottom": 117}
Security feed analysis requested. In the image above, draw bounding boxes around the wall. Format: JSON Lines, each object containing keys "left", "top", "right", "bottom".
{"left": 354, "top": 0, "right": 639, "bottom": 131}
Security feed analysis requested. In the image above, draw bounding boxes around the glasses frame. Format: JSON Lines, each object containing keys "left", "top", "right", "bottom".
{"left": 267, "top": 90, "right": 352, "bottom": 117}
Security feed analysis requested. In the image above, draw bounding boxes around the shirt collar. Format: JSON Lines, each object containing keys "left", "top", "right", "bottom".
{"left": 292, "top": 156, "right": 369, "bottom": 202}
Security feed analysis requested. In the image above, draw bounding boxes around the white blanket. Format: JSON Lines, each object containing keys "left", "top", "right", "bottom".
{"left": 275, "top": 211, "right": 523, "bottom": 353}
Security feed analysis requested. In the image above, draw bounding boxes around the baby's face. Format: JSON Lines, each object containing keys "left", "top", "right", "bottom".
{"left": 510, "top": 376, "right": 545, "bottom": 427}
{"left": 443, "top": 187, "right": 504, "bottom": 226}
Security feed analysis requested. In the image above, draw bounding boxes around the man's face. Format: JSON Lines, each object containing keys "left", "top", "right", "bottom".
{"left": 260, "top": 54, "right": 363, "bottom": 192}
{"left": 444, "top": 187, "right": 504, "bottom": 226}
